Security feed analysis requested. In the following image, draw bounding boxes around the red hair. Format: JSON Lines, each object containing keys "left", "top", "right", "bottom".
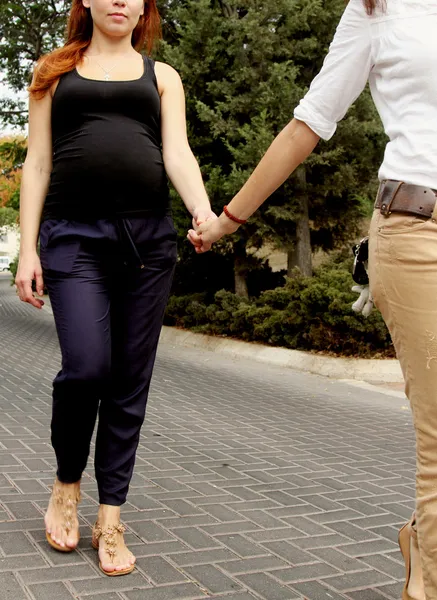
{"left": 29, "top": 0, "right": 161, "bottom": 99}
{"left": 363, "top": 0, "right": 381, "bottom": 14}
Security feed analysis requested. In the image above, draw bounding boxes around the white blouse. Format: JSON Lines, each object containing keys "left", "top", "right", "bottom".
{"left": 294, "top": 0, "right": 437, "bottom": 189}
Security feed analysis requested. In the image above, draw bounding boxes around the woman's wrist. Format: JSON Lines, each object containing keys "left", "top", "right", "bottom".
{"left": 218, "top": 211, "right": 240, "bottom": 234}
{"left": 19, "top": 245, "right": 38, "bottom": 258}
{"left": 191, "top": 201, "right": 212, "bottom": 217}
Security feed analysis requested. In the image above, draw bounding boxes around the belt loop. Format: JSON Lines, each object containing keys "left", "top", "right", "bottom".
{"left": 381, "top": 181, "right": 404, "bottom": 217}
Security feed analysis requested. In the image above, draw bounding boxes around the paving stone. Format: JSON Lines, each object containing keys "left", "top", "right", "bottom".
{"left": 261, "top": 541, "right": 316, "bottom": 565}
{"left": 323, "top": 569, "right": 395, "bottom": 591}
{"left": 360, "top": 553, "right": 404, "bottom": 579}
{"left": 273, "top": 562, "right": 340, "bottom": 583}
{"left": 136, "top": 556, "right": 189, "bottom": 585}
{"left": 348, "top": 590, "right": 389, "bottom": 600}
{"left": 291, "top": 533, "right": 350, "bottom": 550}
{"left": 323, "top": 520, "right": 379, "bottom": 541}
{"left": 220, "top": 555, "right": 287, "bottom": 574}
{"left": 237, "top": 573, "right": 299, "bottom": 600}
{"left": 71, "top": 572, "right": 150, "bottom": 594}
{"left": 159, "top": 500, "right": 205, "bottom": 516}
{"left": 339, "top": 539, "right": 399, "bottom": 557}
{"left": 0, "top": 572, "right": 30, "bottom": 600}
{"left": 28, "top": 581, "right": 77, "bottom": 600}
{"left": 129, "top": 521, "right": 177, "bottom": 543}
{"left": 124, "top": 583, "right": 206, "bottom": 599}
{"left": 0, "top": 531, "right": 37, "bottom": 554}
{"left": 183, "top": 565, "right": 241, "bottom": 594}
{"left": 309, "top": 547, "right": 367, "bottom": 572}
{"left": 214, "top": 534, "right": 267, "bottom": 558}
{"left": 374, "top": 581, "right": 404, "bottom": 599}
{"left": 0, "top": 554, "right": 47, "bottom": 571}
{"left": 19, "top": 564, "right": 98, "bottom": 585}
{"left": 290, "top": 580, "right": 348, "bottom": 600}
{"left": 172, "top": 527, "right": 220, "bottom": 550}
{"left": 2, "top": 501, "right": 43, "bottom": 520}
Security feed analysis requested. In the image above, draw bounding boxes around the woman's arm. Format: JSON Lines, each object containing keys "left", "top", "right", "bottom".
{"left": 155, "top": 62, "right": 216, "bottom": 227}
{"left": 189, "top": 0, "right": 373, "bottom": 252}
{"left": 16, "top": 83, "right": 53, "bottom": 308}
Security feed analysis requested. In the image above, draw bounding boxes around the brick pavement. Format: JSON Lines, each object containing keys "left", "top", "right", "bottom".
{"left": 0, "top": 274, "right": 415, "bottom": 600}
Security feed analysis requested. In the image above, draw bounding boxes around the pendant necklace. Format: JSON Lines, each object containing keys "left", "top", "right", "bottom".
{"left": 89, "top": 52, "right": 130, "bottom": 81}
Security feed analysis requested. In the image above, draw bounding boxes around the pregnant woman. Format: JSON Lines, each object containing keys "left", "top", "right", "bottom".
{"left": 16, "top": 0, "right": 215, "bottom": 577}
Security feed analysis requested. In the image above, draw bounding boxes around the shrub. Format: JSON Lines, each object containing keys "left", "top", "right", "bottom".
{"left": 9, "top": 253, "right": 18, "bottom": 282}
{"left": 164, "top": 252, "right": 394, "bottom": 357}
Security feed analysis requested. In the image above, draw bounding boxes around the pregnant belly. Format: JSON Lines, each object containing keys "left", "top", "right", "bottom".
{"left": 51, "top": 124, "right": 166, "bottom": 195}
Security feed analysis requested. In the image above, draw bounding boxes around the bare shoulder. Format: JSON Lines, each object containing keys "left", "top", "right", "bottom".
{"left": 154, "top": 61, "right": 183, "bottom": 95}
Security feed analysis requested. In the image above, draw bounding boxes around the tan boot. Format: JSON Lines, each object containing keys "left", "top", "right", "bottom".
{"left": 398, "top": 515, "right": 426, "bottom": 600}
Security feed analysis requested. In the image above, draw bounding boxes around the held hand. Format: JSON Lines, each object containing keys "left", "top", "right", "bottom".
{"left": 15, "top": 252, "right": 45, "bottom": 309}
{"left": 192, "top": 207, "right": 218, "bottom": 230}
{"left": 189, "top": 207, "right": 219, "bottom": 254}
{"left": 188, "top": 213, "right": 239, "bottom": 254}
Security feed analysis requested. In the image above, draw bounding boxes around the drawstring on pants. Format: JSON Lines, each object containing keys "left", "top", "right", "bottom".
{"left": 116, "top": 219, "right": 145, "bottom": 269}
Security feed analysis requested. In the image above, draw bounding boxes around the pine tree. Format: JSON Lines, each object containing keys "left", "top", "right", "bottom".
{"left": 160, "top": 0, "right": 385, "bottom": 293}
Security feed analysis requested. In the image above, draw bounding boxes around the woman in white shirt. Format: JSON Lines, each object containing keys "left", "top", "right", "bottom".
{"left": 189, "top": 0, "right": 437, "bottom": 597}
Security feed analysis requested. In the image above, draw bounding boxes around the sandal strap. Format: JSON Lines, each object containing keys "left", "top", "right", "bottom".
{"left": 52, "top": 481, "right": 81, "bottom": 536}
{"left": 93, "top": 522, "right": 126, "bottom": 562}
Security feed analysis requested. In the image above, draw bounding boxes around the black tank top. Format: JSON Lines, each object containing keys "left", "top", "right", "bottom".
{"left": 43, "top": 56, "right": 170, "bottom": 221}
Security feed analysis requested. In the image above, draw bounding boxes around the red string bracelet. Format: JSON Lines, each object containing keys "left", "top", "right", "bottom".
{"left": 223, "top": 205, "right": 247, "bottom": 225}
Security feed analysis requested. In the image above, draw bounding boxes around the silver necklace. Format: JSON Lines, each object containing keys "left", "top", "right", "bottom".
{"left": 89, "top": 52, "right": 130, "bottom": 81}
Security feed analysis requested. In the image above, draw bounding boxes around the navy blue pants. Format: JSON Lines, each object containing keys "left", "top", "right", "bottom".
{"left": 40, "top": 216, "right": 177, "bottom": 505}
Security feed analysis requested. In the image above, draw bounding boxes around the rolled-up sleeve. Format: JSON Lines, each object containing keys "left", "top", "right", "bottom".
{"left": 294, "top": 0, "right": 373, "bottom": 140}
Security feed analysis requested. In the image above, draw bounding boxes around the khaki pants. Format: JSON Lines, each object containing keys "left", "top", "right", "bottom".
{"left": 369, "top": 208, "right": 437, "bottom": 598}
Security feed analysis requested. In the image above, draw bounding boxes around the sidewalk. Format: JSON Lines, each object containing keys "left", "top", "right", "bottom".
{"left": 0, "top": 275, "right": 411, "bottom": 600}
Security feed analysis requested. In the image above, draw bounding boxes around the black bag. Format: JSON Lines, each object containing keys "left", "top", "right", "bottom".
{"left": 352, "top": 236, "right": 369, "bottom": 285}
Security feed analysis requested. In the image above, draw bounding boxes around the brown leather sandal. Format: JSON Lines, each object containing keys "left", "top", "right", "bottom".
{"left": 45, "top": 480, "right": 81, "bottom": 553}
{"left": 92, "top": 522, "right": 135, "bottom": 576}
{"left": 399, "top": 515, "right": 425, "bottom": 600}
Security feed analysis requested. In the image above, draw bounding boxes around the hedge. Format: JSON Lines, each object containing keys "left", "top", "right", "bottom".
{"left": 164, "top": 253, "right": 394, "bottom": 358}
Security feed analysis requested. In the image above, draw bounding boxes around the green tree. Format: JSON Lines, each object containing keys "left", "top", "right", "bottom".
{"left": 0, "top": 137, "right": 26, "bottom": 230}
{"left": 160, "top": 0, "right": 385, "bottom": 294}
{"left": 0, "top": 0, "right": 70, "bottom": 127}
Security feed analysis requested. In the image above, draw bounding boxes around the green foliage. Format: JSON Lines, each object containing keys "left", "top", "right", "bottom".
{"left": 160, "top": 0, "right": 386, "bottom": 276}
{"left": 0, "top": 139, "right": 27, "bottom": 168}
{"left": 165, "top": 252, "right": 393, "bottom": 357}
{"left": 0, "top": 206, "right": 18, "bottom": 230}
{"left": 0, "top": 0, "right": 70, "bottom": 126}
{"left": 8, "top": 253, "right": 18, "bottom": 283}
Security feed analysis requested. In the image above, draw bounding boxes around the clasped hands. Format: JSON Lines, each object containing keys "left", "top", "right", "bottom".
{"left": 188, "top": 207, "right": 239, "bottom": 254}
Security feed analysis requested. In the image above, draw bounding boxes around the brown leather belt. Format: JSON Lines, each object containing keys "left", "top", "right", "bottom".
{"left": 374, "top": 180, "right": 437, "bottom": 219}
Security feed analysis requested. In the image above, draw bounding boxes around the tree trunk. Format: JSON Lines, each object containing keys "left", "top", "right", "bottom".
{"left": 233, "top": 240, "right": 249, "bottom": 298}
{"left": 287, "top": 167, "right": 312, "bottom": 277}
{"left": 217, "top": 1, "right": 236, "bottom": 17}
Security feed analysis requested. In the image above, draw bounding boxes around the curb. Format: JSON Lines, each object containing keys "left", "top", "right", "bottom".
{"left": 40, "top": 294, "right": 403, "bottom": 385}
{"left": 159, "top": 326, "right": 403, "bottom": 384}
